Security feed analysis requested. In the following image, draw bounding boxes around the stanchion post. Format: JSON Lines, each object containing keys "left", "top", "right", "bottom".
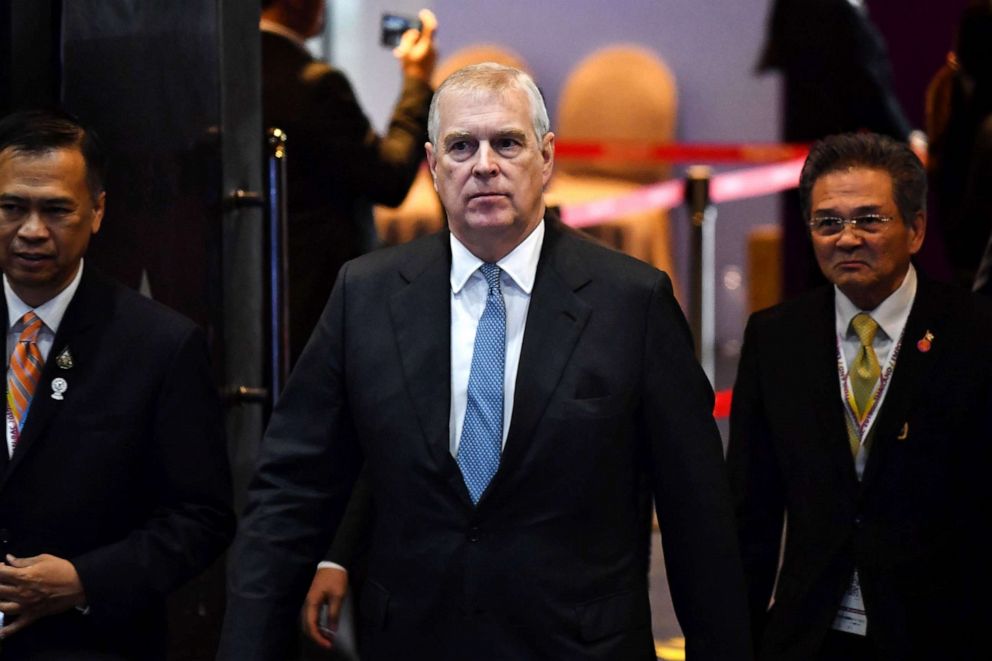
{"left": 265, "top": 128, "right": 290, "bottom": 404}
{"left": 684, "top": 165, "right": 716, "bottom": 384}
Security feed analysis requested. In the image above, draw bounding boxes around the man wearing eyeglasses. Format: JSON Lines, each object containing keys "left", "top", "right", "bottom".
{"left": 727, "top": 132, "right": 992, "bottom": 660}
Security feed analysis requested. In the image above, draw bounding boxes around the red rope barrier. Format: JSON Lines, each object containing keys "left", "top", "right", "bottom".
{"left": 555, "top": 141, "right": 809, "bottom": 164}
{"left": 559, "top": 156, "right": 806, "bottom": 227}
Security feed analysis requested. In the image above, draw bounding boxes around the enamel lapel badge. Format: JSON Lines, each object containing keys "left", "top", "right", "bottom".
{"left": 51, "top": 377, "right": 68, "bottom": 401}
{"left": 56, "top": 346, "right": 74, "bottom": 369}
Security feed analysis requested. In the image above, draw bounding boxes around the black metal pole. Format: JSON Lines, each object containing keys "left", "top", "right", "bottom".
{"left": 265, "top": 128, "right": 289, "bottom": 403}
{"left": 685, "top": 165, "right": 716, "bottom": 382}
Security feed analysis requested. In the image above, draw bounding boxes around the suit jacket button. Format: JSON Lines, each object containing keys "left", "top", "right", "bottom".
{"left": 854, "top": 515, "right": 863, "bottom": 527}
{"left": 468, "top": 526, "right": 480, "bottom": 542}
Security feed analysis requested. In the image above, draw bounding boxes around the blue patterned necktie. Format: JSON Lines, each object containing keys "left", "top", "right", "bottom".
{"left": 457, "top": 263, "right": 506, "bottom": 504}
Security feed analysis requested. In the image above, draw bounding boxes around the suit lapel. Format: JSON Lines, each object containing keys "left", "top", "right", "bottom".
{"left": 389, "top": 233, "right": 454, "bottom": 475}
{"left": 2, "top": 269, "right": 104, "bottom": 487}
{"left": 487, "top": 223, "right": 591, "bottom": 499}
{"left": 860, "top": 278, "right": 945, "bottom": 492}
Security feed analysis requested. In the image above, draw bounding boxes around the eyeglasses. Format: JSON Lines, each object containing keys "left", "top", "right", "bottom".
{"left": 807, "top": 214, "right": 895, "bottom": 236}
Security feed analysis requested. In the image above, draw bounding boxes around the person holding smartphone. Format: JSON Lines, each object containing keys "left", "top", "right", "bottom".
{"left": 260, "top": 1, "right": 437, "bottom": 368}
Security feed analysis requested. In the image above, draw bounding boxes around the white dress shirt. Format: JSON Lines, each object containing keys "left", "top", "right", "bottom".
{"left": 834, "top": 263, "right": 917, "bottom": 478}
{"left": 4, "top": 261, "right": 85, "bottom": 456}
{"left": 449, "top": 221, "right": 544, "bottom": 456}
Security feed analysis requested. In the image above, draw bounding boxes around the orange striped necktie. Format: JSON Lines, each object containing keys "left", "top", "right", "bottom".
{"left": 7, "top": 311, "right": 45, "bottom": 440}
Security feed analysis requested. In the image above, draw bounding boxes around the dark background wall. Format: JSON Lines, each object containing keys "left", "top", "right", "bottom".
{"left": 874, "top": 0, "right": 970, "bottom": 129}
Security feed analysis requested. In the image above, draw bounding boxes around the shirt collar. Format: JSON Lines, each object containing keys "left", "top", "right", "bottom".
{"left": 260, "top": 17, "right": 309, "bottom": 50}
{"left": 4, "top": 259, "right": 85, "bottom": 334}
{"left": 835, "top": 263, "right": 917, "bottom": 340}
{"left": 450, "top": 220, "right": 545, "bottom": 295}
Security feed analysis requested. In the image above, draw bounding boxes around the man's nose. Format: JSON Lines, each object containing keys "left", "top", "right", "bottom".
{"left": 17, "top": 211, "right": 50, "bottom": 240}
{"left": 472, "top": 143, "right": 499, "bottom": 177}
{"left": 834, "top": 224, "right": 863, "bottom": 247}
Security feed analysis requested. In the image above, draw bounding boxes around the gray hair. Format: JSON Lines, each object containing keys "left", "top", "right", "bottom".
{"left": 428, "top": 62, "right": 550, "bottom": 145}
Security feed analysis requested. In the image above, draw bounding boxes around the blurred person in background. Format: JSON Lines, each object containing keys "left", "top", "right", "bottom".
{"left": 261, "top": 0, "right": 437, "bottom": 366}
{"left": 927, "top": 0, "right": 992, "bottom": 289}
{"left": 759, "top": 0, "right": 924, "bottom": 299}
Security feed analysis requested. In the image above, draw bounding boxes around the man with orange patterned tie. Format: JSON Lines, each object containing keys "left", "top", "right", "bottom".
{"left": 728, "top": 133, "right": 992, "bottom": 660}
{"left": 0, "top": 109, "right": 233, "bottom": 659}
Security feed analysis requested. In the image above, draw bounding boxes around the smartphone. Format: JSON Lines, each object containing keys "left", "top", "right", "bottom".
{"left": 380, "top": 13, "right": 421, "bottom": 48}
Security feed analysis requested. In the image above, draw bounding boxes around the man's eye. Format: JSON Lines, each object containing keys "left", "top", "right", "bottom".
{"left": 854, "top": 215, "right": 882, "bottom": 229}
{"left": 815, "top": 217, "right": 844, "bottom": 231}
{"left": 449, "top": 141, "right": 470, "bottom": 152}
{"left": 493, "top": 138, "right": 523, "bottom": 154}
{"left": 0, "top": 203, "right": 23, "bottom": 215}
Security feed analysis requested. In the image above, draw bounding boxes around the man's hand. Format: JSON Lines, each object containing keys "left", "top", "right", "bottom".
{"left": 0, "top": 554, "right": 86, "bottom": 639}
{"left": 301, "top": 566, "right": 349, "bottom": 650}
{"left": 394, "top": 9, "right": 437, "bottom": 83}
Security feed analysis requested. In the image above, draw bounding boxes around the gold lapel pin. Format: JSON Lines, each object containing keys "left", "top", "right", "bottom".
{"left": 55, "top": 346, "right": 74, "bottom": 370}
{"left": 897, "top": 422, "right": 909, "bottom": 441}
{"left": 916, "top": 330, "right": 934, "bottom": 353}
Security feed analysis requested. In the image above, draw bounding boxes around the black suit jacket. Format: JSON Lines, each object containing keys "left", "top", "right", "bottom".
{"left": 261, "top": 30, "right": 433, "bottom": 364}
{"left": 221, "top": 220, "right": 752, "bottom": 660}
{"left": 0, "top": 269, "right": 234, "bottom": 660}
{"left": 727, "top": 277, "right": 992, "bottom": 660}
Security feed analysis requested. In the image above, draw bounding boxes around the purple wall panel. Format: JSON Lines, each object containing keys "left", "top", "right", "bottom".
{"left": 872, "top": 0, "right": 969, "bottom": 129}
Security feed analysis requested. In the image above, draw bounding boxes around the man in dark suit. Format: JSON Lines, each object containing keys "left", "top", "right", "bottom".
{"left": 728, "top": 132, "right": 992, "bottom": 660}
{"left": 0, "top": 110, "right": 234, "bottom": 658}
{"left": 260, "top": 0, "right": 436, "bottom": 365}
{"left": 220, "top": 63, "right": 751, "bottom": 660}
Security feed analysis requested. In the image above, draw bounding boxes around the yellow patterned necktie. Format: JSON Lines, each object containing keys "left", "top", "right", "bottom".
{"left": 848, "top": 312, "right": 881, "bottom": 428}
